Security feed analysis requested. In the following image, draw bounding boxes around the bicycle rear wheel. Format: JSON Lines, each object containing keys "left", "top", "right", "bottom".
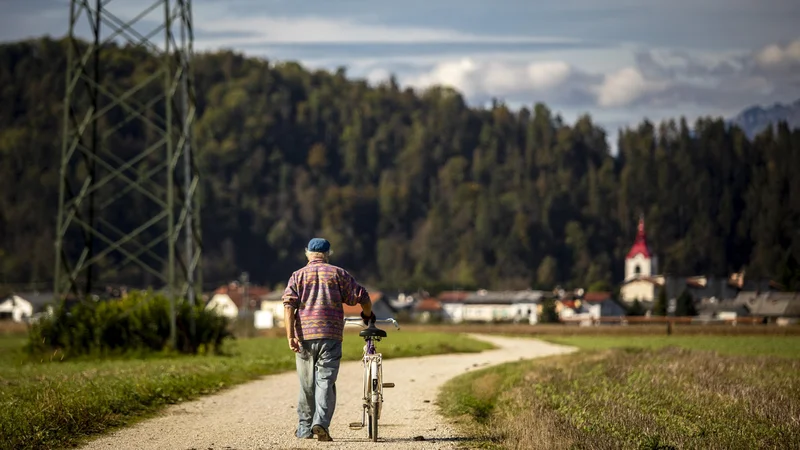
{"left": 369, "top": 401, "right": 378, "bottom": 441}
{"left": 367, "top": 358, "right": 380, "bottom": 441}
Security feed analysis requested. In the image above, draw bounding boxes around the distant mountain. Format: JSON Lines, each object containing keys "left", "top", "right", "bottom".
{"left": 729, "top": 98, "right": 800, "bottom": 138}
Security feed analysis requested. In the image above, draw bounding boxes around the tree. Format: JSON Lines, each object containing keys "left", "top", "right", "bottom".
{"left": 778, "top": 251, "right": 800, "bottom": 291}
{"left": 588, "top": 280, "right": 612, "bottom": 293}
{"left": 536, "top": 256, "right": 559, "bottom": 288}
{"left": 675, "top": 289, "right": 697, "bottom": 317}
{"left": 627, "top": 299, "right": 646, "bottom": 316}
{"left": 539, "top": 298, "right": 559, "bottom": 323}
{"left": 653, "top": 286, "right": 667, "bottom": 316}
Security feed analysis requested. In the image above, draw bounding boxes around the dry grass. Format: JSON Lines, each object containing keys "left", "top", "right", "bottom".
{"left": 407, "top": 322, "right": 800, "bottom": 336}
{"left": 440, "top": 345, "right": 800, "bottom": 449}
{"left": 0, "top": 320, "right": 28, "bottom": 335}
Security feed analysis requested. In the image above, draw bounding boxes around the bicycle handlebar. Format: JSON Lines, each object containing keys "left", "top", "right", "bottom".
{"left": 344, "top": 317, "right": 400, "bottom": 330}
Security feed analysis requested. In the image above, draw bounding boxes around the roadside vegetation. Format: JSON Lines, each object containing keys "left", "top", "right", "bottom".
{"left": 0, "top": 329, "right": 492, "bottom": 450}
{"left": 440, "top": 335, "right": 800, "bottom": 449}
{"left": 26, "top": 291, "right": 233, "bottom": 358}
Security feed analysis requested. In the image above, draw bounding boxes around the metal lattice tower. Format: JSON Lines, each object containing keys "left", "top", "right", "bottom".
{"left": 55, "top": 0, "right": 202, "bottom": 346}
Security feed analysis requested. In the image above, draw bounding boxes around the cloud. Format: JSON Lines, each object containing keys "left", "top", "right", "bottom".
{"left": 754, "top": 39, "right": 800, "bottom": 70}
{"left": 596, "top": 67, "right": 668, "bottom": 107}
{"left": 395, "top": 35, "right": 800, "bottom": 117}
{"left": 620, "top": 41, "right": 800, "bottom": 112}
{"left": 194, "top": 15, "right": 579, "bottom": 46}
{"left": 404, "top": 58, "right": 583, "bottom": 100}
{"left": 401, "top": 57, "right": 665, "bottom": 109}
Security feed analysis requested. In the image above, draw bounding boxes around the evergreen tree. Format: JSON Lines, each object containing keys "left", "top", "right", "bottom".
{"left": 627, "top": 299, "right": 646, "bottom": 316}
{"left": 675, "top": 289, "right": 697, "bottom": 316}
{"left": 539, "top": 299, "right": 559, "bottom": 323}
{"left": 653, "top": 286, "right": 668, "bottom": 316}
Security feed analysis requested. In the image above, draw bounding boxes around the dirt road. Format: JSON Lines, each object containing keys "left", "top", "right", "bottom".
{"left": 82, "top": 334, "right": 575, "bottom": 450}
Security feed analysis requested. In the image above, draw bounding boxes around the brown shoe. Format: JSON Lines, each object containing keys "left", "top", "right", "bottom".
{"left": 312, "top": 424, "right": 333, "bottom": 442}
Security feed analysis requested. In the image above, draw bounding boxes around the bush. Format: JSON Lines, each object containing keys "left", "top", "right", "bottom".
{"left": 27, "top": 290, "right": 232, "bottom": 358}
{"left": 627, "top": 299, "right": 646, "bottom": 316}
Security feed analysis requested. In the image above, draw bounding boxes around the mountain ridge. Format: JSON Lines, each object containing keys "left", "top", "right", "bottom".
{"left": 729, "top": 98, "right": 800, "bottom": 138}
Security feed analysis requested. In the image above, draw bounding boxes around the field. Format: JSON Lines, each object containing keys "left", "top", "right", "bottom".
{"left": 404, "top": 322, "right": 800, "bottom": 337}
{"left": 439, "top": 329, "right": 800, "bottom": 450}
{"left": 0, "top": 328, "right": 492, "bottom": 450}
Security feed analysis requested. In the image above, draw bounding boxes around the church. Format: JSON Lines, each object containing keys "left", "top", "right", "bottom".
{"left": 620, "top": 216, "right": 660, "bottom": 305}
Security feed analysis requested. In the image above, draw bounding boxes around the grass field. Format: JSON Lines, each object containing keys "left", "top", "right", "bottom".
{"left": 405, "top": 322, "right": 800, "bottom": 337}
{"left": 0, "top": 329, "right": 492, "bottom": 450}
{"left": 440, "top": 333, "right": 800, "bottom": 449}
{"left": 542, "top": 335, "right": 800, "bottom": 358}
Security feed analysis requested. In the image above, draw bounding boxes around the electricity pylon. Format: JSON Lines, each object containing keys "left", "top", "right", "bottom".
{"left": 55, "top": 0, "right": 202, "bottom": 347}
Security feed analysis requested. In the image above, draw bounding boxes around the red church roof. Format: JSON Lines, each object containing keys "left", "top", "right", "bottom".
{"left": 626, "top": 216, "right": 652, "bottom": 259}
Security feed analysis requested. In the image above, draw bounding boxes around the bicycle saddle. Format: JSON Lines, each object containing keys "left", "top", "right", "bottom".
{"left": 359, "top": 324, "right": 387, "bottom": 338}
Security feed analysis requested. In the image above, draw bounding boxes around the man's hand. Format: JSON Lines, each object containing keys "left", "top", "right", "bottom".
{"left": 288, "top": 337, "right": 302, "bottom": 353}
{"left": 360, "top": 311, "right": 376, "bottom": 326}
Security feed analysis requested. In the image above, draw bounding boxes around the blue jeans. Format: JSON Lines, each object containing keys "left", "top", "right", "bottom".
{"left": 295, "top": 339, "right": 343, "bottom": 438}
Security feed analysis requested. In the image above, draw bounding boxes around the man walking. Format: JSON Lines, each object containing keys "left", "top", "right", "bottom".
{"left": 282, "top": 238, "right": 375, "bottom": 442}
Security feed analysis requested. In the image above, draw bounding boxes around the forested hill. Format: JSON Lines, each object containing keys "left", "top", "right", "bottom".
{"left": 1, "top": 37, "right": 798, "bottom": 293}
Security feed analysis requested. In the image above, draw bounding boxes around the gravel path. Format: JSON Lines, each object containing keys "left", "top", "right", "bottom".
{"left": 82, "top": 334, "right": 575, "bottom": 450}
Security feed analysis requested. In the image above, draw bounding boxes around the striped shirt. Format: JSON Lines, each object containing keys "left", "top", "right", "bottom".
{"left": 282, "top": 257, "right": 370, "bottom": 341}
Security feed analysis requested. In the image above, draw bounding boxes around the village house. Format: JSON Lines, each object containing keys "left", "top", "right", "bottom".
{"left": 698, "top": 291, "right": 800, "bottom": 325}
{"left": 437, "top": 290, "right": 543, "bottom": 324}
{"left": 254, "top": 290, "right": 285, "bottom": 329}
{"left": 342, "top": 291, "right": 395, "bottom": 320}
{"left": 413, "top": 297, "right": 444, "bottom": 323}
{"left": 386, "top": 291, "right": 420, "bottom": 318}
{"left": 0, "top": 292, "right": 56, "bottom": 323}
{"left": 205, "top": 281, "right": 269, "bottom": 320}
{"left": 557, "top": 290, "right": 628, "bottom": 324}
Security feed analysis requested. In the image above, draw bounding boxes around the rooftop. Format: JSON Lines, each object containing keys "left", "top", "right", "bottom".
{"left": 626, "top": 216, "right": 653, "bottom": 259}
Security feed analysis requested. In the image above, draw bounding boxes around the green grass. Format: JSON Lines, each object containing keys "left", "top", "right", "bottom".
{"left": 440, "top": 336, "right": 800, "bottom": 449}
{"left": 541, "top": 335, "right": 800, "bottom": 358}
{"left": 0, "top": 330, "right": 493, "bottom": 450}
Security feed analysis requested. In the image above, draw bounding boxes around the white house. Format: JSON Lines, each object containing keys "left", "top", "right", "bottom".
{"left": 0, "top": 292, "right": 55, "bottom": 322}
{"left": 0, "top": 295, "right": 33, "bottom": 322}
{"left": 205, "top": 282, "right": 269, "bottom": 320}
{"left": 257, "top": 291, "right": 286, "bottom": 329}
{"left": 438, "top": 290, "right": 543, "bottom": 324}
{"left": 205, "top": 292, "right": 239, "bottom": 319}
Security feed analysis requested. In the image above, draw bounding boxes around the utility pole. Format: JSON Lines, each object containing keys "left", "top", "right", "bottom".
{"left": 55, "top": 0, "right": 201, "bottom": 350}
{"left": 240, "top": 272, "right": 251, "bottom": 337}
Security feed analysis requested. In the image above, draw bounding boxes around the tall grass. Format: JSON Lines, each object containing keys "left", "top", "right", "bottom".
{"left": 440, "top": 340, "right": 800, "bottom": 449}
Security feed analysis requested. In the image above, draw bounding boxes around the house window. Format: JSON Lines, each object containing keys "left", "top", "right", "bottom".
{"left": 634, "top": 265, "right": 641, "bottom": 275}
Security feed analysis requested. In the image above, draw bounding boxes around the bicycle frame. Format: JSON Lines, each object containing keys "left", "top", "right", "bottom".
{"left": 345, "top": 317, "right": 399, "bottom": 441}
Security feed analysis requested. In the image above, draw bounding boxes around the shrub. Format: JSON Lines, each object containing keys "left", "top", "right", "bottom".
{"left": 27, "top": 290, "right": 232, "bottom": 358}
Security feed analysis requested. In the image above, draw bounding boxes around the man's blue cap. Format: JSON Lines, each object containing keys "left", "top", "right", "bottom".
{"left": 307, "top": 238, "right": 331, "bottom": 253}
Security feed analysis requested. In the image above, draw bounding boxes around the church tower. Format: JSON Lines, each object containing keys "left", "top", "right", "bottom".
{"left": 624, "top": 215, "right": 657, "bottom": 280}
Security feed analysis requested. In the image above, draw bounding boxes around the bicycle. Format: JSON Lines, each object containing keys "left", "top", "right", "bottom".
{"left": 344, "top": 316, "right": 400, "bottom": 442}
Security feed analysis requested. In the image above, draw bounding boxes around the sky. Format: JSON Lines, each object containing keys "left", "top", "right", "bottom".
{"left": 2, "top": 0, "right": 800, "bottom": 140}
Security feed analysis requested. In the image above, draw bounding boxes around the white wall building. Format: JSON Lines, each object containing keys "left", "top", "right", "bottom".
{"left": 620, "top": 217, "right": 659, "bottom": 303}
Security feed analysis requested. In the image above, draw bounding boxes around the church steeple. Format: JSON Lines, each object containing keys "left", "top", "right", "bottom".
{"left": 624, "top": 214, "right": 657, "bottom": 281}
{"left": 626, "top": 214, "right": 652, "bottom": 259}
